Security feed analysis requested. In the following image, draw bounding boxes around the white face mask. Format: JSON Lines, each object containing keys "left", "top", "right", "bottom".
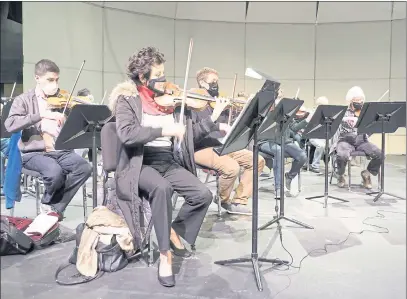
{"left": 40, "top": 83, "right": 58, "bottom": 96}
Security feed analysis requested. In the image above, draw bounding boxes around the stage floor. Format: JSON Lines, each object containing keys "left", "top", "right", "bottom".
{"left": 1, "top": 156, "right": 406, "bottom": 299}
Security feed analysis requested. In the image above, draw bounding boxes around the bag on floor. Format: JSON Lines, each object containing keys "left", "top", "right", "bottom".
{"left": 55, "top": 222, "right": 128, "bottom": 285}
{"left": 23, "top": 213, "right": 61, "bottom": 250}
{"left": 0, "top": 214, "right": 61, "bottom": 255}
{"left": 0, "top": 216, "right": 33, "bottom": 256}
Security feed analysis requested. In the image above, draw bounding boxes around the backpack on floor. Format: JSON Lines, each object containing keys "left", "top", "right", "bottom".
{"left": 0, "top": 215, "right": 61, "bottom": 255}
{"left": 0, "top": 216, "right": 34, "bottom": 255}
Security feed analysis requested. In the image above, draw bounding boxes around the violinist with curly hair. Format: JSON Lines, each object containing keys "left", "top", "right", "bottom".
{"left": 108, "top": 47, "right": 216, "bottom": 287}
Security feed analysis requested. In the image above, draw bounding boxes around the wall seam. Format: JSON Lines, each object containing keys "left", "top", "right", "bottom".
{"left": 174, "top": 2, "right": 178, "bottom": 80}
{"left": 81, "top": 2, "right": 404, "bottom": 25}
{"left": 244, "top": 22, "right": 247, "bottom": 92}
{"left": 388, "top": 2, "right": 394, "bottom": 102}
{"left": 101, "top": 1, "right": 105, "bottom": 102}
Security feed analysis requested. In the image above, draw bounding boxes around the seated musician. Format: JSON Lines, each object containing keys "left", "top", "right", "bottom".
{"left": 108, "top": 47, "right": 213, "bottom": 287}
{"left": 306, "top": 96, "right": 330, "bottom": 174}
{"left": 191, "top": 67, "right": 265, "bottom": 215}
{"left": 4, "top": 59, "right": 92, "bottom": 220}
{"left": 259, "top": 90, "right": 307, "bottom": 198}
{"left": 334, "top": 86, "right": 382, "bottom": 189}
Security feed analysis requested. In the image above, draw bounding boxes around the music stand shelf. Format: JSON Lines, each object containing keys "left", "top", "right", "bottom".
{"left": 55, "top": 104, "right": 113, "bottom": 208}
{"left": 355, "top": 101, "right": 406, "bottom": 202}
{"left": 303, "top": 105, "right": 349, "bottom": 208}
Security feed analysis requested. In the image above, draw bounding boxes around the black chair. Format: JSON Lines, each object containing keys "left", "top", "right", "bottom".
{"left": 330, "top": 150, "right": 380, "bottom": 191}
{"left": 14, "top": 166, "right": 88, "bottom": 221}
{"left": 101, "top": 122, "right": 156, "bottom": 265}
{"left": 19, "top": 168, "right": 42, "bottom": 216}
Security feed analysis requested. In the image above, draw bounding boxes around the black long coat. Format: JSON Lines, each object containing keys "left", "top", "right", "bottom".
{"left": 109, "top": 81, "right": 217, "bottom": 246}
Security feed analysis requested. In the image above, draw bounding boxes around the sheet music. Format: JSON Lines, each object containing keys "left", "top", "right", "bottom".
{"left": 220, "top": 95, "right": 254, "bottom": 144}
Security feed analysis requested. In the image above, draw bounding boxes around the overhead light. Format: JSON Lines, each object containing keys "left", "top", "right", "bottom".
{"left": 245, "top": 68, "right": 263, "bottom": 80}
{"left": 245, "top": 68, "right": 279, "bottom": 83}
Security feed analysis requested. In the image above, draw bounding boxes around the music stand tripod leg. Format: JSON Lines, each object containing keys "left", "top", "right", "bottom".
{"left": 366, "top": 124, "right": 406, "bottom": 202}
{"left": 214, "top": 124, "right": 288, "bottom": 292}
{"left": 260, "top": 120, "right": 314, "bottom": 230}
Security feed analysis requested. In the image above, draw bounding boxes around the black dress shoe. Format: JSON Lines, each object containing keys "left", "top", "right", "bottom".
{"left": 170, "top": 240, "right": 192, "bottom": 258}
{"left": 157, "top": 261, "right": 175, "bottom": 287}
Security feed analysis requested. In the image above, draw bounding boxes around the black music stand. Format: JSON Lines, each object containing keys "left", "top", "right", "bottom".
{"left": 257, "top": 98, "right": 314, "bottom": 231}
{"left": 213, "top": 80, "right": 289, "bottom": 292}
{"left": 303, "top": 105, "right": 348, "bottom": 208}
{"left": 1, "top": 99, "right": 13, "bottom": 138}
{"left": 355, "top": 102, "right": 406, "bottom": 202}
{"left": 55, "top": 104, "right": 113, "bottom": 208}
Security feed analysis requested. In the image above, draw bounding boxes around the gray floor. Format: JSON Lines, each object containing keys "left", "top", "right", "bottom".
{"left": 1, "top": 156, "right": 406, "bottom": 299}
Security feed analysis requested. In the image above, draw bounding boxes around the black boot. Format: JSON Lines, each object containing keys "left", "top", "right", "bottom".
{"left": 170, "top": 240, "right": 192, "bottom": 258}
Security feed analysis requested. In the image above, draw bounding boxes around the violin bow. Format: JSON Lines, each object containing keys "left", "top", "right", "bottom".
{"left": 10, "top": 82, "right": 16, "bottom": 98}
{"left": 177, "top": 38, "right": 194, "bottom": 148}
{"left": 101, "top": 90, "right": 107, "bottom": 104}
{"left": 62, "top": 60, "right": 86, "bottom": 115}
{"left": 179, "top": 38, "right": 194, "bottom": 123}
{"left": 227, "top": 73, "right": 237, "bottom": 126}
{"left": 295, "top": 87, "right": 300, "bottom": 99}
{"left": 376, "top": 89, "right": 389, "bottom": 102}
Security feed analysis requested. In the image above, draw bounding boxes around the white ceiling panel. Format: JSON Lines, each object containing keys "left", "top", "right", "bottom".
{"left": 318, "top": 2, "right": 393, "bottom": 23}
{"left": 246, "top": 2, "right": 317, "bottom": 24}
{"left": 393, "top": 2, "right": 406, "bottom": 20}
{"left": 175, "top": 2, "right": 246, "bottom": 23}
{"left": 87, "top": 2, "right": 104, "bottom": 7}
{"left": 104, "top": 1, "right": 176, "bottom": 19}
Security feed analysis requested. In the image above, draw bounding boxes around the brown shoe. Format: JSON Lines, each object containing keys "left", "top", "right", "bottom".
{"left": 361, "top": 170, "right": 372, "bottom": 189}
{"left": 337, "top": 175, "right": 346, "bottom": 188}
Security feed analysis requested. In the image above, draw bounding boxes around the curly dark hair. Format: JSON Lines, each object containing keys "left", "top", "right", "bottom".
{"left": 127, "top": 47, "right": 166, "bottom": 85}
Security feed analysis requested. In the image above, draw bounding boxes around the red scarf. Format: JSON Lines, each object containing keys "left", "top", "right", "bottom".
{"left": 137, "top": 86, "right": 174, "bottom": 116}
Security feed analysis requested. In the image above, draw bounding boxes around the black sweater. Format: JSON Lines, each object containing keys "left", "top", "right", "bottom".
{"left": 191, "top": 106, "right": 229, "bottom": 151}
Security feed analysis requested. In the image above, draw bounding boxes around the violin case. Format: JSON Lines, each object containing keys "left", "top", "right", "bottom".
{"left": 0, "top": 215, "right": 61, "bottom": 256}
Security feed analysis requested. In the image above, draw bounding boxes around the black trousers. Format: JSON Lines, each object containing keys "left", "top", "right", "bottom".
{"left": 22, "top": 150, "right": 92, "bottom": 213}
{"left": 138, "top": 163, "right": 212, "bottom": 252}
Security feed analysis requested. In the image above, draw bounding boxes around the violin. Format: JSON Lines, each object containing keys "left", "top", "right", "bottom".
{"left": 41, "top": 60, "right": 88, "bottom": 151}
{"left": 46, "top": 89, "right": 94, "bottom": 110}
{"left": 153, "top": 81, "right": 247, "bottom": 111}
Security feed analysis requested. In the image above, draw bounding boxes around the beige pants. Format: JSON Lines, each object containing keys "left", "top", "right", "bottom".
{"left": 194, "top": 148, "right": 265, "bottom": 205}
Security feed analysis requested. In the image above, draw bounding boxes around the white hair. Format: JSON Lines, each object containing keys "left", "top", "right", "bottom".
{"left": 315, "top": 96, "right": 329, "bottom": 106}
{"left": 346, "top": 86, "right": 365, "bottom": 104}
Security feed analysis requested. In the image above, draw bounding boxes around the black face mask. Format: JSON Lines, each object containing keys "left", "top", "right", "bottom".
{"left": 147, "top": 76, "right": 166, "bottom": 96}
{"left": 352, "top": 102, "right": 363, "bottom": 111}
{"left": 206, "top": 82, "right": 219, "bottom": 98}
